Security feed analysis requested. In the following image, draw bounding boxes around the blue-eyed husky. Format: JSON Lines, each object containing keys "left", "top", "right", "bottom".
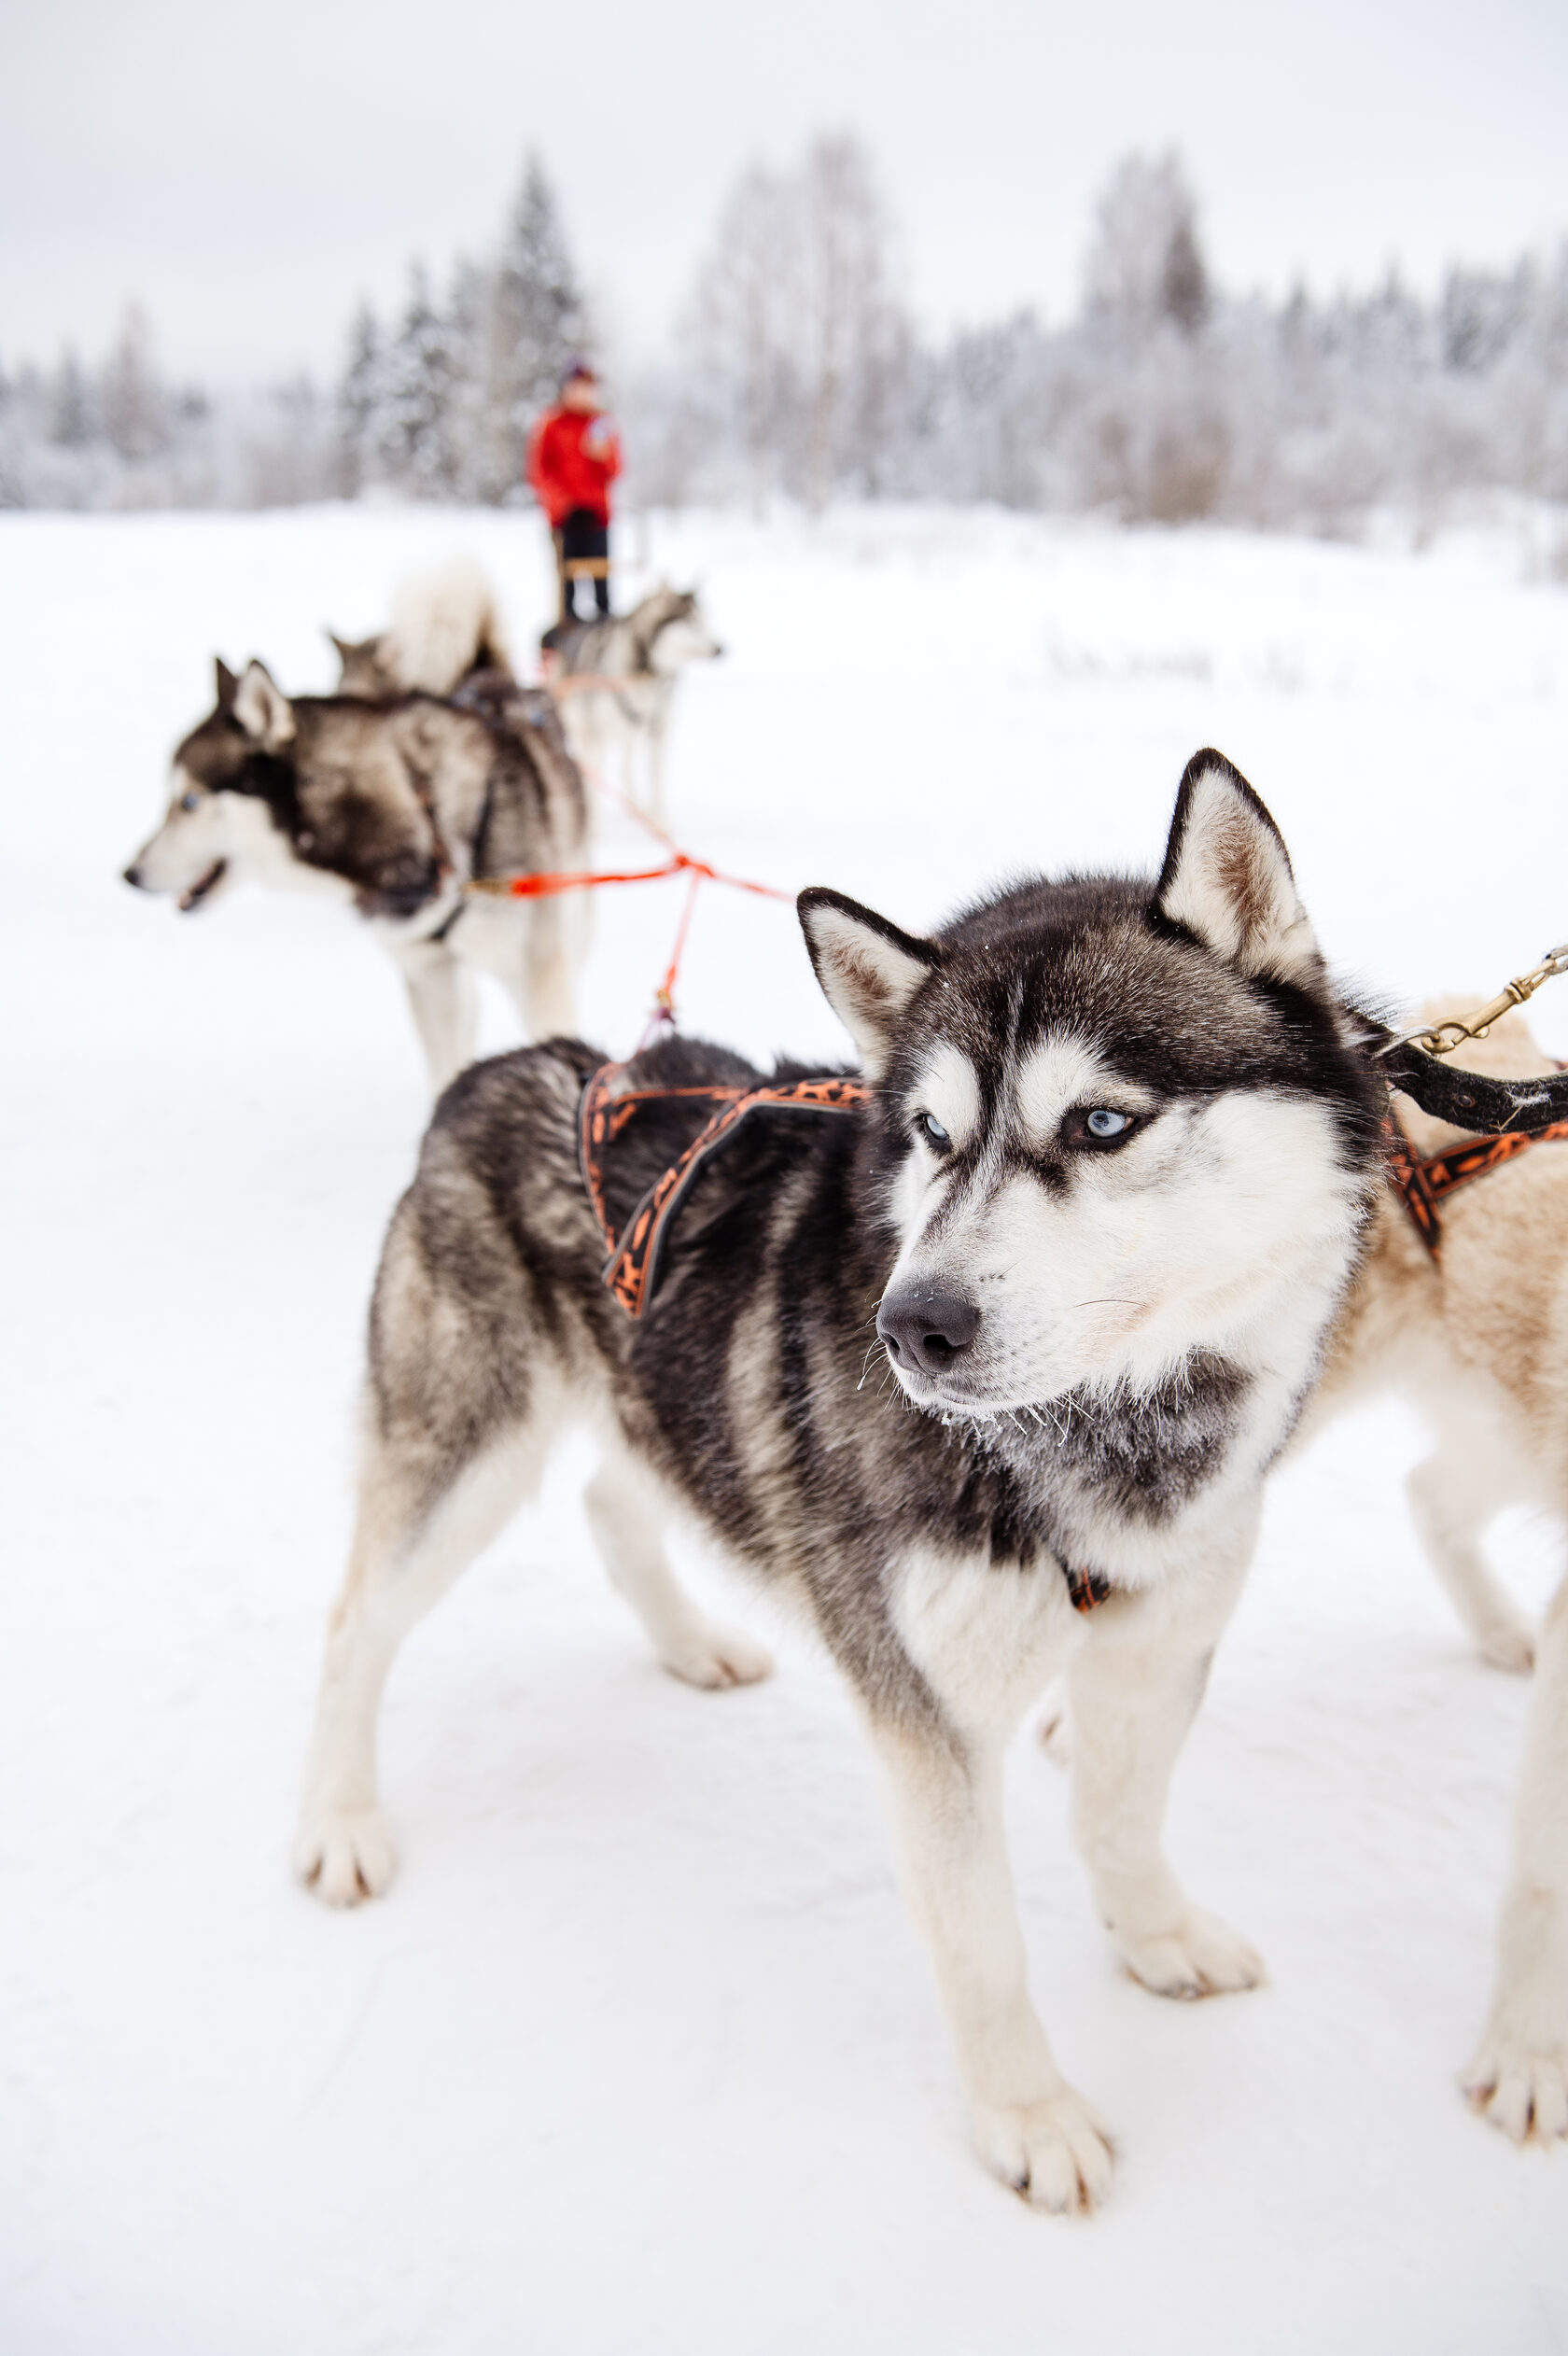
{"left": 294, "top": 751, "right": 1388, "bottom": 2208}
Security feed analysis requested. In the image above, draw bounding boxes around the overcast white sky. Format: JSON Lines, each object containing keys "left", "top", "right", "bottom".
{"left": 4, "top": 0, "right": 1567, "bottom": 384}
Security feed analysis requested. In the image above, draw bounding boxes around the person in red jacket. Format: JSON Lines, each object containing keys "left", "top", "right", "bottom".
{"left": 526, "top": 361, "right": 622, "bottom": 639}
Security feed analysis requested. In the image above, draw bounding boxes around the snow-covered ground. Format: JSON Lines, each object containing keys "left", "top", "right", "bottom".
{"left": 3, "top": 501, "right": 1567, "bottom": 2354}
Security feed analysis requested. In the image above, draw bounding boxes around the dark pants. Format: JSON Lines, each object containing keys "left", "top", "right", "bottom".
{"left": 553, "top": 509, "right": 610, "bottom": 623}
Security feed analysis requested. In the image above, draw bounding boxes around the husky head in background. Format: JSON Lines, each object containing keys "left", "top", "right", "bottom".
{"left": 121, "top": 656, "right": 430, "bottom": 917}
{"left": 634, "top": 583, "right": 723, "bottom": 674}
{"left": 548, "top": 583, "right": 723, "bottom": 821}
{"left": 120, "top": 648, "right": 588, "bottom": 1093}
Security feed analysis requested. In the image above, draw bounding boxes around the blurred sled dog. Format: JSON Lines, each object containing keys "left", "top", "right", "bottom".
{"left": 296, "top": 751, "right": 1393, "bottom": 2210}
{"left": 1304, "top": 1003, "right": 1568, "bottom": 2145}
{"left": 545, "top": 584, "right": 722, "bottom": 821}
{"left": 123, "top": 597, "right": 588, "bottom": 1095}
{"left": 329, "top": 552, "right": 511, "bottom": 701}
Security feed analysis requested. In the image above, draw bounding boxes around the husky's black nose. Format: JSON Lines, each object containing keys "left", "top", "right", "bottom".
{"left": 877, "top": 1285, "right": 980, "bottom": 1377}
{"left": 122, "top": 863, "right": 143, "bottom": 889}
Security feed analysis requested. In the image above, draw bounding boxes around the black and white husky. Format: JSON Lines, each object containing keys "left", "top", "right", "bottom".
{"left": 294, "top": 753, "right": 1385, "bottom": 2207}
{"left": 122, "top": 655, "right": 588, "bottom": 1094}
{"left": 548, "top": 584, "right": 722, "bottom": 821}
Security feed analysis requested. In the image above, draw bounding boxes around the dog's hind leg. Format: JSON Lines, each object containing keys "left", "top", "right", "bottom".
{"left": 1465, "top": 1564, "right": 1568, "bottom": 2140}
{"left": 865, "top": 1717, "right": 1114, "bottom": 2211}
{"left": 1407, "top": 1448, "right": 1535, "bottom": 1675}
{"left": 396, "top": 937, "right": 477, "bottom": 1095}
{"left": 294, "top": 1424, "right": 548, "bottom": 1905}
{"left": 1068, "top": 1586, "right": 1266, "bottom": 2001}
{"left": 583, "top": 1443, "right": 772, "bottom": 1688}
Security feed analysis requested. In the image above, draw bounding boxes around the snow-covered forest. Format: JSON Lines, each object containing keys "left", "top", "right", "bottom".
{"left": 5, "top": 138, "right": 1568, "bottom": 535}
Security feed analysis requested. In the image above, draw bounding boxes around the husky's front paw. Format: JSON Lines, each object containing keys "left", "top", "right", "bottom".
{"left": 659, "top": 1619, "right": 773, "bottom": 1690}
{"left": 973, "top": 2087, "right": 1115, "bottom": 2212}
{"left": 293, "top": 1804, "right": 396, "bottom": 1906}
{"left": 1464, "top": 2031, "right": 1568, "bottom": 2143}
{"left": 1114, "top": 1904, "right": 1266, "bottom": 1999}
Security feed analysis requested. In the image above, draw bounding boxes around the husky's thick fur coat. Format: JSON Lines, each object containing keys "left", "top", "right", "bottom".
{"left": 295, "top": 752, "right": 1388, "bottom": 2207}
{"left": 330, "top": 554, "right": 511, "bottom": 699}
{"left": 549, "top": 584, "right": 721, "bottom": 820}
{"left": 1307, "top": 1006, "right": 1568, "bottom": 2145}
{"left": 123, "top": 653, "right": 588, "bottom": 1094}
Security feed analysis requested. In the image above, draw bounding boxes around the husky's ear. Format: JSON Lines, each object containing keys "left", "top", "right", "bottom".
{"left": 328, "top": 632, "right": 353, "bottom": 662}
{"left": 798, "top": 888, "right": 940, "bottom": 1080}
{"left": 232, "top": 659, "right": 295, "bottom": 751}
{"left": 1155, "top": 750, "right": 1319, "bottom": 983}
{"left": 215, "top": 656, "right": 239, "bottom": 708}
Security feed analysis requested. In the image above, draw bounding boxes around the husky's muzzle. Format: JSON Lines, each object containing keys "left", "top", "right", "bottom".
{"left": 123, "top": 856, "right": 229, "bottom": 912}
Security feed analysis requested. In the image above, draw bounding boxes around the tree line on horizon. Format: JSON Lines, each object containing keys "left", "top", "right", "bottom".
{"left": 3, "top": 138, "right": 1566, "bottom": 540}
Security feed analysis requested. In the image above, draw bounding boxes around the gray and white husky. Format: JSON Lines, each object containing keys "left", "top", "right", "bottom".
{"left": 294, "top": 752, "right": 1385, "bottom": 2208}
{"left": 123, "top": 654, "right": 588, "bottom": 1095}
{"left": 548, "top": 584, "right": 722, "bottom": 821}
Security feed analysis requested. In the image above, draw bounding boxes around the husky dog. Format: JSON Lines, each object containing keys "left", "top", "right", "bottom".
{"left": 547, "top": 584, "right": 722, "bottom": 821}
{"left": 330, "top": 554, "right": 511, "bottom": 699}
{"left": 294, "top": 752, "right": 1387, "bottom": 2207}
{"left": 1303, "top": 1004, "right": 1568, "bottom": 2144}
{"left": 123, "top": 657, "right": 588, "bottom": 1095}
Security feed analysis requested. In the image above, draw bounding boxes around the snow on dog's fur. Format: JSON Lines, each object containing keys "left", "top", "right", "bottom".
{"left": 294, "top": 750, "right": 1388, "bottom": 2210}
{"left": 1303, "top": 1003, "right": 1568, "bottom": 2145}
{"left": 122, "top": 644, "right": 588, "bottom": 1096}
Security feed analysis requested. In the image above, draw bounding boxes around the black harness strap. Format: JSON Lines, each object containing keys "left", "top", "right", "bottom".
{"left": 1367, "top": 1023, "right": 1568, "bottom": 1133}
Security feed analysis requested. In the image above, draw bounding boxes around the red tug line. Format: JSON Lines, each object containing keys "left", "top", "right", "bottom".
{"left": 466, "top": 756, "right": 792, "bottom": 1039}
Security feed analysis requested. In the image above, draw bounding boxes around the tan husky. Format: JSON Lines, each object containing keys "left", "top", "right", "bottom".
{"left": 1308, "top": 1003, "right": 1566, "bottom": 2144}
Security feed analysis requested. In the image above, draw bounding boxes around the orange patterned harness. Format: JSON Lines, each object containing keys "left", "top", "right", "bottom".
{"left": 578, "top": 1063, "right": 872, "bottom": 1320}
{"left": 1387, "top": 1118, "right": 1568, "bottom": 1259}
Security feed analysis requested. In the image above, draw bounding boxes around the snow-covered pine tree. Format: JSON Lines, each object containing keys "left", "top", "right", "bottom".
{"left": 49, "top": 348, "right": 93, "bottom": 448}
{"left": 381, "top": 264, "right": 457, "bottom": 497}
{"left": 99, "top": 307, "right": 168, "bottom": 464}
{"left": 335, "top": 302, "right": 383, "bottom": 496}
{"left": 1083, "top": 153, "right": 1211, "bottom": 342}
{"left": 482, "top": 154, "right": 589, "bottom": 499}
{"left": 442, "top": 258, "right": 494, "bottom": 503}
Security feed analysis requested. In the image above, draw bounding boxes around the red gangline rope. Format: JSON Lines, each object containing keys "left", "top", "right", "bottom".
{"left": 464, "top": 759, "right": 792, "bottom": 1044}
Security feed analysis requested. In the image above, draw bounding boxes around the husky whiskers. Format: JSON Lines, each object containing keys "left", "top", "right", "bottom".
{"left": 548, "top": 584, "right": 721, "bottom": 821}
{"left": 295, "top": 753, "right": 1386, "bottom": 2208}
{"left": 123, "top": 646, "right": 588, "bottom": 1095}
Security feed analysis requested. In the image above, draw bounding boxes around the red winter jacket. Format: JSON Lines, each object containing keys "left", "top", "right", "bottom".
{"left": 525, "top": 405, "right": 622, "bottom": 526}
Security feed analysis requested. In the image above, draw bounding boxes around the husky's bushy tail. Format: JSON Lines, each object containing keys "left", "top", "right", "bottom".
{"left": 384, "top": 554, "right": 511, "bottom": 694}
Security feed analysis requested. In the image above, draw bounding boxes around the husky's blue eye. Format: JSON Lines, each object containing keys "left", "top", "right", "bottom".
{"left": 1085, "top": 1108, "right": 1130, "bottom": 1139}
{"left": 918, "top": 1112, "right": 950, "bottom": 1148}
{"left": 180, "top": 791, "right": 201, "bottom": 812}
